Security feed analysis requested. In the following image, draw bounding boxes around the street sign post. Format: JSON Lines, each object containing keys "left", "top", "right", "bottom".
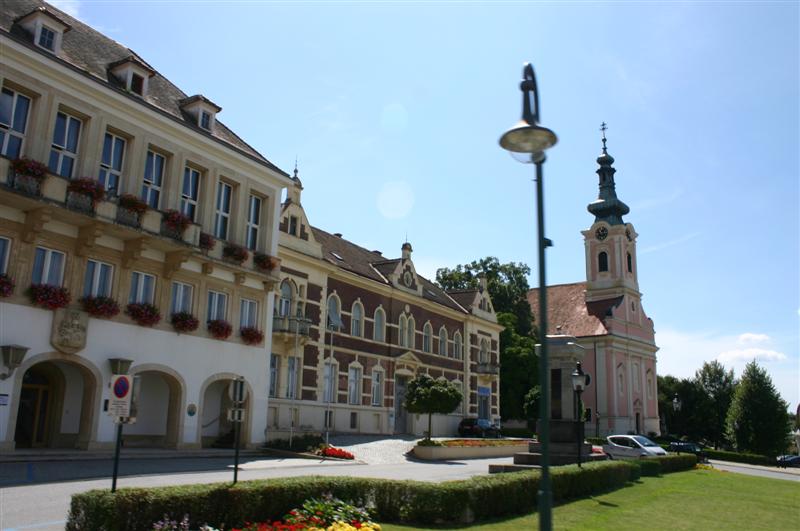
{"left": 229, "top": 377, "right": 246, "bottom": 484}
{"left": 109, "top": 374, "right": 138, "bottom": 493}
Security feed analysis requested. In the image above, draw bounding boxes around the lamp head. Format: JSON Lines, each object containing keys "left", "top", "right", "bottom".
{"left": 571, "top": 361, "right": 587, "bottom": 392}
{"left": 499, "top": 63, "right": 558, "bottom": 159}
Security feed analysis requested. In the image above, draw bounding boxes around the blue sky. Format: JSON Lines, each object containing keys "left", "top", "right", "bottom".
{"left": 53, "top": 1, "right": 798, "bottom": 411}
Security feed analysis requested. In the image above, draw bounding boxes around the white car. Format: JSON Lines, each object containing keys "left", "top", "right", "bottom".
{"left": 602, "top": 435, "right": 668, "bottom": 460}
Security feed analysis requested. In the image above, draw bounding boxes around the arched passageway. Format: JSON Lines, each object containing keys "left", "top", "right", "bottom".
{"left": 124, "top": 369, "right": 183, "bottom": 448}
{"left": 199, "top": 376, "right": 251, "bottom": 448}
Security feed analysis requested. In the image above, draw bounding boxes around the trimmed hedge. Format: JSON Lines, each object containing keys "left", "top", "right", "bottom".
{"left": 704, "top": 449, "right": 772, "bottom": 466}
{"left": 68, "top": 461, "right": 641, "bottom": 530}
{"left": 586, "top": 436, "right": 606, "bottom": 446}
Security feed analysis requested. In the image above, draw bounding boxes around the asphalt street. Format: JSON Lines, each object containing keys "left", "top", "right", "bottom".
{"left": 709, "top": 460, "right": 800, "bottom": 482}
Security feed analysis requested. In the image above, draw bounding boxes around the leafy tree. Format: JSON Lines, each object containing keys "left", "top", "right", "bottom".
{"left": 437, "top": 257, "right": 537, "bottom": 421}
{"left": 726, "top": 361, "right": 790, "bottom": 456}
{"left": 658, "top": 374, "right": 709, "bottom": 442}
{"left": 694, "top": 360, "right": 736, "bottom": 448}
{"left": 523, "top": 385, "right": 541, "bottom": 423}
{"left": 404, "top": 373, "right": 463, "bottom": 442}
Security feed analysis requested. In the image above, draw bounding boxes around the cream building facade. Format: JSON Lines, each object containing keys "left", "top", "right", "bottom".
{"left": 0, "top": 1, "right": 291, "bottom": 451}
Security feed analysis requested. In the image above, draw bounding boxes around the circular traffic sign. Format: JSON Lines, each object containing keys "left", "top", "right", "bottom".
{"left": 113, "top": 376, "right": 130, "bottom": 399}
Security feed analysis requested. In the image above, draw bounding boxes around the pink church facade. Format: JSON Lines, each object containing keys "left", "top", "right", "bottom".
{"left": 529, "top": 137, "right": 660, "bottom": 437}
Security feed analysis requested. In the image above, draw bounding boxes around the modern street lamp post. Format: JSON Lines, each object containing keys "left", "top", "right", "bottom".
{"left": 571, "top": 361, "right": 591, "bottom": 468}
{"left": 499, "top": 62, "right": 558, "bottom": 531}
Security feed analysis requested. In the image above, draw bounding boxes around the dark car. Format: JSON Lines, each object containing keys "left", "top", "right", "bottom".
{"left": 776, "top": 455, "right": 800, "bottom": 468}
{"left": 669, "top": 441, "right": 707, "bottom": 462}
{"left": 458, "top": 418, "right": 500, "bottom": 438}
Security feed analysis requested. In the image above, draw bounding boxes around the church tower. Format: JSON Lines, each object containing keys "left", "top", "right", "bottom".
{"left": 581, "top": 125, "right": 641, "bottom": 310}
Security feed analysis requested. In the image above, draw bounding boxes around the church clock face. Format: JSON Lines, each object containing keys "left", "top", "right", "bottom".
{"left": 402, "top": 271, "right": 413, "bottom": 287}
{"left": 595, "top": 226, "right": 608, "bottom": 241}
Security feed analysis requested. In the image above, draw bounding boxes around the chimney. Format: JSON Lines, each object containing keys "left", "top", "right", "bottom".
{"left": 334, "top": 233, "right": 342, "bottom": 238}
{"left": 372, "top": 250, "right": 382, "bottom": 256}
{"left": 401, "top": 242, "right": 413, "bottom": 261}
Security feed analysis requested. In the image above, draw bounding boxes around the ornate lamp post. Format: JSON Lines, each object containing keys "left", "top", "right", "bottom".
{"left": 571, "top": 361, "right": 591, "bottom": 468}
{"left": 499, "top": 62, "right": 558, "bottom": 531}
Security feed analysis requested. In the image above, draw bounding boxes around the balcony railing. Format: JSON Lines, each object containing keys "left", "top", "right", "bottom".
{"left": 272, "top": 315, "right": 311, "bottom": 337}
{"left": 475, "top": 362, "right": 500, "bottom": 375}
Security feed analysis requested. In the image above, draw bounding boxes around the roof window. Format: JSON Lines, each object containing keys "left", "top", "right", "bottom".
{"left": 330, "top": 251, "right": 344, "bottom": 261}
{"left": 15, "top": 7, "right": 71, "bottom": 56}
{"left": 38, "top": 26, "right": 56, "bottom": 50}
{"left": 108, "top": 56, "right": 155, "bottom": 98}
{"left": 179, "top": 95, "right": 221, "bottom": 133}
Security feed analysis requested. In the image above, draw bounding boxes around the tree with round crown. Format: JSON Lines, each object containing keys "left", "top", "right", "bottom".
{"left": 404, "top": 373, "right": 463, "bottom": 442}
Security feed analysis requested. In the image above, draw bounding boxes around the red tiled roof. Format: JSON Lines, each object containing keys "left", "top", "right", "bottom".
{"left": 528, "top": 282, "right": 621, "bottom": 337}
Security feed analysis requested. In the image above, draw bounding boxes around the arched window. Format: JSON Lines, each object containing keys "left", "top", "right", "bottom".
{"left": 351, "top": 302, "right": 363, "bottom": 337}
{"left": 453, "top": 332, "right": 463, "bottom": 359}
{"left": 407, "top": 316, "right": 415, "bottom": 349}
{"left": 423, "top": 322, "right": 433, "bottom": 352}
{"left": 279, "top": 280, "right": 293, "bottom": 317}
{"left": 398, "top": 315, "right": 407, "bottom": 347}
{"left": 598, "top": 251, "right": 609, "bottom": 272}
{"left": 327, "top": 294, "right": 341, "bottom": 330}
{"left": 627, "top": 252, "right": 633, "bottom": 273}
{"left": 438, "top": 327, "right": 448, "bottom": 356}
{"left": 373, "top": 308, "right": 385, "bottom": 342}
{"left": 479, "top": 338, "right": 489, "bottom": 363}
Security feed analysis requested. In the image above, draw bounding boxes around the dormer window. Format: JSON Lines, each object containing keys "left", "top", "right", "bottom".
{"left": 200, "top": 111, "right": 211, "bottom": 130}
{"left": 38, "top": 26, "right": 56, "bottom": 50}
{"left": 130, "top": 73, "right": 145, "bottom": 96}
{"left": 108, "top": 56, "right": 154, "bottom": 98}
{"left": 179, "top": 95, "right": 221, "bottom": 134}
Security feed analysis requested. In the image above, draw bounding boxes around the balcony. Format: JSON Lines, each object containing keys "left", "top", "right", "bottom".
{"left": 272, "top": 315, "right": 312, "bottom": 345}
{"left": 474, "top": 362, "right": 500, "bottom": 375}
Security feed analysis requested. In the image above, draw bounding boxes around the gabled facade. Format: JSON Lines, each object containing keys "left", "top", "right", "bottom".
{"left": 529, "top": 136, "right": 660, "bottom": 437}
{"left": 268, "top": 175, "right": 503, "bottom": 438}
{"left": 0, "top": 1, "right": 291, "bottom": 451}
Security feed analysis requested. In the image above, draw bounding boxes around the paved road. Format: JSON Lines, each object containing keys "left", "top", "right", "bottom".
{"left": 709, "top": 459, "right": 800, "bottom": 482}
{"left": 0, "top": 455, "right": 511, "bottom": 531}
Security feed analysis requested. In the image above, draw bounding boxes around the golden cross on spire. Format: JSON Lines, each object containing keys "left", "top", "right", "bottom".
{"left": 600, "top": 122, "right": 608, "bottom": 151}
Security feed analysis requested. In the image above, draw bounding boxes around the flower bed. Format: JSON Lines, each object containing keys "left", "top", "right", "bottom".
{"left": 80, "top": 295, "right": 120, "bottom": 318}
{"left": 125, "top": 303, "right": 161, "bottom": 326}
{"left": 0, "top": 274, "right": 15, "bottom": 297}
{"left": 440, "top": 438, "right": 532, "bottom": 447}
{"left": 27, "top": 284, "right": 70, "bottom": 310}
{"left": 412, "top": 438, "right": 530, "bottom": 460}
{"left": 208, "top": 319, "right": 233, "bottom": 339}
{"left": 170, "top": 312, "right": 199, "bottom": 333}
{"left": 240, "top": 326, "right": 264, "bottom": 345}
{"left": 316, "top": 446, "right": 355, "bottom": 460}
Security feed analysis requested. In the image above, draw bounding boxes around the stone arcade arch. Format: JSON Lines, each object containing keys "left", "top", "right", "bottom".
{"left": 197, "top": 373, "right": 253, "bottom": 448}
{"left": 126, "top": 364, "right": 185, "bottom": 448}
{"left": 8, "top": 352, "right": 100, "bottom": 450}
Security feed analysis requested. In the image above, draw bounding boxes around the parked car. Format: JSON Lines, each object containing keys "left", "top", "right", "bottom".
{"left": 457, "top": 418, "right": 500, "bottom": 438}
{"left": 603, "top": 435, "right": 668, "bottom": 460}
{"left": 669, "top": 441, "right": 707, "bottom": 462}
{"left": 776, "top": 455, "right": 800, "bottom": 468}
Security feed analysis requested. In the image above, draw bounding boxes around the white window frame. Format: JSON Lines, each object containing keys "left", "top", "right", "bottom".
{"left": 453, "top": 332, "right": 463, "bottom": 359}
{"left": 422, "top": 323, "right": 433, "bottom": 353}
{"left": 38, "top": 25, "right": 56, "bottom": 50}
{"left": 170, "top": 281, "right": 193, "bottom": 314}
{"left": 207, "top": 290, "right": 228, "bottom": 321}
{"left": 129, "top": 271, "right": 156, "bottom": 304}
{"left": 0, "top": 87, "right": 31, "bottom": 159}
{"left": 286, "top": 356, "right": 299, "bottom": 399}
{"left": 371, "top": 369, "right": 383, "bottom": 406}
{"left": 398, "top": 315, "right": 407, "bottom": 347}
{"left": 269, "top": 355, "right": 280, "bottom": 398}
{"left": 141, "top": 150, "right": 165, "bottom": 209}
{"left": 289, "top": 215, "right": 299, "bottom": 236}
{"left": 199, "top": 111, "right": 211, "bottom": 130}
{"left": 348, "top": 366, "right": 362, "bottom": 405}
{"left": 98, "top": 131, "right": 126, "bottom": 193}
{"left": 213, "top": 180, "right": 232, "bottom": 240}
{"left": 246, "top": 194, "right": 261, "bottom": 250}
{"left": 327, "top": 295, "right": 342, "bottom": 329}
{"left": 323, "top": 362, "right": 337, "bottom": 403}
{"left": 240, "top": 298, "right": 258, "bottom": 328}
{"left": 83, "top": 259, "right": 113, "bottom": 297}
{"left": 49, "top": 111, "right": 82, "bottom": 178}
{"left": 407, "top": 317, "right": 415, "bottom": 349}
{"left": 479, "top": 339, "right": 489, "bottom": 364}
{"left": 373, "top": 308, "right": 385, "bottom": 342}
{"left": 279, "top": 281, "right": 293, "bottom": 317}
{"left": 438, "top": 327, "right": 448, "bottom": 356}
{"left": 181, "top": 166, "right": 201, "bottom": 222}
{"left": 32, "top": 246, "right": 65, "bottom": 286}
{"left": 351, "top": 302, "right": 363, "bottom": 337}
{"left": 0, "top": 237, "right": 10, "bottom": 275}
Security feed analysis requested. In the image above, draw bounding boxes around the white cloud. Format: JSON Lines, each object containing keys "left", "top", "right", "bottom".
{"left": 718, "top": 348, "right": 787, "bottom": 364}
{"left": 49, "top": 0, "right": 80, "bottom": 17}
{"left": 738, "top": 332, "right": 770, "bottom": 344}
{"left": 639, "top": 232, "right": 700, "bottom": 254}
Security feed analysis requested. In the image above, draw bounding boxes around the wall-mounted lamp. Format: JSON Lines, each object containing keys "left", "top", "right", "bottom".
{"left": 0, "top": 344, "right": 29, "bottom": 380}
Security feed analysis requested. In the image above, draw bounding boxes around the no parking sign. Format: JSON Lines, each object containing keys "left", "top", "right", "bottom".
{"left": 109, "top": 375, "right": 132, "bottom": 417}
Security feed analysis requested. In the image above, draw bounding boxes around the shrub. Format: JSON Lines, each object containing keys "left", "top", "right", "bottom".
{"left": 223, "top": 243, "right": 249, "bottom": 264}
{"left": 265, "top": 434, "right": 324, "bottom": 453}
{"left": 240, "top": 326, "right": 264, "bottom": 345}
{"left": 440, "top": 439, "right": 529, "bottom": 447}
{"left": 80, "top": 295, "right": 120, "bottom": 318}
{"left": 67, "top": 461, "right": 642, "bottom": 530}
{"left": 170, "top": 312, "right": 199, "bottom": 333}
{"left": 284, "top": 494, "right": 375, "bottom": 528}
{"left": 117, "top": 194, "right": 148, "bottom": 214}
{"left": 207, "top": 319, "right": 233, "bottom": 339}
{"left": 125, "top": 303, "right": 161, "bottom": 327}
{"left": 637, "top": 458, "right": 662, "bottom": 476}
{"left": 586, "top": 437, "right": 606, "bottom": 446}
{"left": 163, "top": 210, "right": 191, "bottom": 234}
{"left": 67, "top": 177, "right": 106, "bottom": 205}
{"left": 656, "top": 454, "right": 697, "bottom": 472}
{"left": 253, "top": 252, "right": 277, "bottom": 272}
{"left": 11, "top": 157, "right": 48, "bottom": 180}
{"left": 703, "top": 449, "right": 772, "bottom": 466}
{"left": 0, "top": 274, "right": 15, "bottom": 297}
{"left": 27, "top": 284, "right": 70, "bottom": 310}
{"left": 199, "top": 232, "right": 216, "bottom": 251}
{"left": 415, "top": 439, "right": 442, "bottom": 447}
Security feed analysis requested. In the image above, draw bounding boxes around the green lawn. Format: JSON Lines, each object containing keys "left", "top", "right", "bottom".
{"left": 382, "top": 469, "right": 798, "bottom": 530}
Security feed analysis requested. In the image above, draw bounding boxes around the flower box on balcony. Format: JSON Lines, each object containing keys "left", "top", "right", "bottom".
{"left": 0, "top": 274, "right": 15, "bottom": 297}
{"left": 240, "top": 326, "right": 264, "bottom": 345}
{"left": 125, "top": 302, "right": 161, "bottom": 327}
{"left": 170, "top": 311, "right": 199, "bottom": 333}
{"left": 9, "top": 158, "right": 48, "bottom": 196}
{"left": 26, "top": 284, "right": 71, "bottom": 310}
{"left": 222, "top": 243, "right": 249, "bottom": 265}
{"left": 207, "top": 319, "right": 233, "bottom": 339}
{"left": 161, "top": 210, "right": 191, "bottom": 240}
{"left": 66, "top": 178, "right": 105, "bottom": 215}
{"left": 80, "top": 295, "right": 120, "bottom": 319}
{"left": 253, "top": 252, "right": 278, "bottom": 272}
{"left": 116, "top": 194, "right": 148, "bottom": 228}
{"left": 199, "top": 232, "right": 216, "bottom": 252}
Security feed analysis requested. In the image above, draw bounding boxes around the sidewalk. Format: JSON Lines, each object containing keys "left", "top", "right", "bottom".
{"left": 0, "top": 447, "right": 265, "bottom": 463}
{"left": 709, "top": 459, "right": 800, "bottom": 476}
